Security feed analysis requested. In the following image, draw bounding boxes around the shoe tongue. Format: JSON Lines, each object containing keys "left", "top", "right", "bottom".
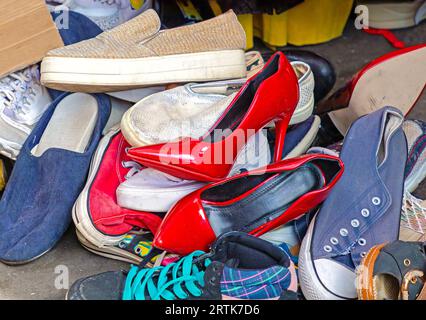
{"left": 99, "top": 8, "right": 161, "bottom": 43}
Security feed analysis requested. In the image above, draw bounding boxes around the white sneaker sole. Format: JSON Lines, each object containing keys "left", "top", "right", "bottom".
{"left": 298, "top": 215, "right": 346, "bottom": 300}
{"left": 75, "top": 229, "right": 144, "bottom": 265}
{"left": 41, "top": 50, "right": 247, "bottom": 93}
{"left": 72, "top": 128, "right": 124, "bottom": 247}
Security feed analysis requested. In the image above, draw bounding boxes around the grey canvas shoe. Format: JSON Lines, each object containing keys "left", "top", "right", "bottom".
{"left": 299, "top": 107, "right": 407, "bottom": 300}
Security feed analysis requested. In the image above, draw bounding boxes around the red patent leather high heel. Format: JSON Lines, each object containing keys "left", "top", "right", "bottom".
{"left": 152, "top": 154, "right": 344, "bottom": 255}
{"left": 127, "top": 52, "right": 299, "bottom": 182}
{"left": 316, "top": 44, "right": 426, "bottom": 135}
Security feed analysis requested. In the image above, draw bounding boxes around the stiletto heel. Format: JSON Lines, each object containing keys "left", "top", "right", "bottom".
{"left": 128, "top": 52, "right": 299, "bottom": 182}
{"left": 273, "top": 118, "right": 289, "bottom": 162}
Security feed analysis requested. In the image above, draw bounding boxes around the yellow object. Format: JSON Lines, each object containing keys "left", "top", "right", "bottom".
{"left": 231, "top": 0, "right": 354, "bottom": 49}
{"left": 237, "top": 14, "right": 254, "bottom": 50}
{"left": 287, "top": 0, "right": 354, "bottom": 46}
{"left": 129, "top": 0, "right": 144, "bottom": 10}
{"left": 176, "top": 0, "right": 203, "bottom": 21}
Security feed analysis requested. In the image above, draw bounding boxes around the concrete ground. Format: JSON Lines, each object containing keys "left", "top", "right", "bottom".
{"left": 0, "top": 19, "right": 425, "bottom": 300}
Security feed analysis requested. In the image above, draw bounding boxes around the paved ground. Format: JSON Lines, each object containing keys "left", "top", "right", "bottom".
{"left": 0, "top": 19, "right": 424, "bottom": 300}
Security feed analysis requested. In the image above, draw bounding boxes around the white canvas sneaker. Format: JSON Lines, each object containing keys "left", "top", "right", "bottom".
{"left": 116, "top": 129, "right": 271, "bottom": 213}
{"left": 0, "top": 65, "right": 52, "bottom": 159}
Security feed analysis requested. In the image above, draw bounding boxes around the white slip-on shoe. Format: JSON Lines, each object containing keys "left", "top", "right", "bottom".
{"left": 116, "top": 129, "right": 271, "bottom": 213}
{"left": 105, "top": 50, "right": 264, "bottom": 103}
{"left": 0, "top": 65, "right": 52, "bottom": 160}
{"left": 41, "top": 9, "right": 247, "bottom": 93}
{"left": 120, "top": 60, "right": 314, "bottom": 147}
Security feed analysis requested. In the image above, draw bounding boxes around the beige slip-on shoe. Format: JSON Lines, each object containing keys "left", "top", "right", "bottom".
{"left": 41, "top": 9, "right": 247, "bottom": 93}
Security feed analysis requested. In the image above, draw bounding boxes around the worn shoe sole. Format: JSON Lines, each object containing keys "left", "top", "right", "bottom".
{"left": 298, "top": 215, "right": 352, "bottom": 300}
{"left": 75, "top": 229, "right": 147, "bottom": 265}
{"left": 329, "top": 46, "right": 426, "bottom": 135}
{"left": 355, "top": 243, "right": 387, "bottom": 300}
{"left": 41, "top": 50, "right": 246, "bottom": 93}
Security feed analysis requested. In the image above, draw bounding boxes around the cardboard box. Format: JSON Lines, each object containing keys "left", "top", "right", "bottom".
{"left": 0, "top": 0, "right": 64, "bottom": 78}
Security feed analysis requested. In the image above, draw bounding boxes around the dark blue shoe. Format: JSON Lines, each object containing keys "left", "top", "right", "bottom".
{"left": 268, "top": 115, "right": 321, "bottom": 160}
{"left": 0, "top": 93, "right": 110, "bottom": 264}
{"left": 299, "top": 106, "right": 407, "bottom": 300}
{"left": 48, "top": 10, "right": 103, "bottom": 100}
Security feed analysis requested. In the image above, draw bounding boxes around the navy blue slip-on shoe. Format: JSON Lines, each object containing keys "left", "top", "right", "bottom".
{"left": 48, "top": 10, "right": 103, "bottom": 100}
{"left": 0, "top": 93, "right": 111, "bottom": 265}
{"left": 299, "top": 106, "right": 407, "bottom": 300}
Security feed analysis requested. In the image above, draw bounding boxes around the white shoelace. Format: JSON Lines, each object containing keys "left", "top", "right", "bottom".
{"left": 121, "top": 160, "right": 143, "bottom": 180}
{"left": 401, "top": 191, "right": 426, "bottom": 235}
{"left": 0, "top": 66, "right": 39, "bottom": 115}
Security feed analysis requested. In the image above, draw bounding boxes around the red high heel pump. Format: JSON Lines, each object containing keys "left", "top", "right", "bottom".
{"left": 127, "top": 52, "right": 299, "bottom": 182}
{"left": 316, "top": 44, "right": 426, "bottom": 135}
{"left": 152, "top": 154, "right": 344, "bottom": 255}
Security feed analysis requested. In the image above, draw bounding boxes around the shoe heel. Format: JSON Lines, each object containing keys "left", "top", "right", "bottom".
{"left": 273, "top": 118, "right": 289, "bottom": 162}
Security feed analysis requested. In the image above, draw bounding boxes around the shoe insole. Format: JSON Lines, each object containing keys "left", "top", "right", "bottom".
{"left": 373, "top": 274, "right": 400, "bottom": 300}
{"left": 32, "top": 93, "right": 98, "bottom": 157}
{"left": 203, "top": 164, "right": 324, "bottom": 236}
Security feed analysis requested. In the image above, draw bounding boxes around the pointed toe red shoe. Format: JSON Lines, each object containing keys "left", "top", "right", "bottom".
{"left": 153, "top": 154, "right": 344, "bottom": 255}
{"left": 127, "top": 52, "right": 299, "bottom": 182}
{"left": 316, "top": 44, "right": 426, "bottom": 135}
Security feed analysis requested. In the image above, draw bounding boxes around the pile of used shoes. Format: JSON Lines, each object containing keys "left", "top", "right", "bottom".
{"left": 0, "top": 4, "right": 425, "bottom": 301}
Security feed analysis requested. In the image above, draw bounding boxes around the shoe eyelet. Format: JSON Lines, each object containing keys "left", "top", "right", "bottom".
{"left": 351, "top": 219, "right": 360, "bottom": 228}
{"left": 358, "top": 238, "right": 367, "bottom": 246}
{"left": 330, "top": 237, "right": 339, "bottom": 245}
{"left": 360, "top": 252, "right": 367, "bottom": 258}
{"left": 372, "top": 197, "right": 381, "bottom": 205}
{"left": 410, "top": 277, "right": 417, "bottom": 284}
{"left": 361, "top": 209, "right": 370, "bottom": 217}
{"left": 340, "top": 228, "right": 348, "bottom": 237}
{"left": 125, "top": 147, "right": 130, "bottom": 153}
{"left": 404, "top": 259, "right": 411, "bottom": 267}
{"left": 324, "top": 245, "right": 332, "bottom": 252}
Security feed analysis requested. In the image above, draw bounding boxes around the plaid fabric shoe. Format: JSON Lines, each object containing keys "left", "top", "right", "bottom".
{"left": 67, "top": 232, "right": 297, "bottom": 300}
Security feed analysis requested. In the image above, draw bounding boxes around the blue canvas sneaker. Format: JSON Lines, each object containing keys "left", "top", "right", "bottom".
{"left": 0, "top": 93, "right": 110, "bottom": 264}
{"left": 299, "top": 106, "right": 407, "bottom": 300}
